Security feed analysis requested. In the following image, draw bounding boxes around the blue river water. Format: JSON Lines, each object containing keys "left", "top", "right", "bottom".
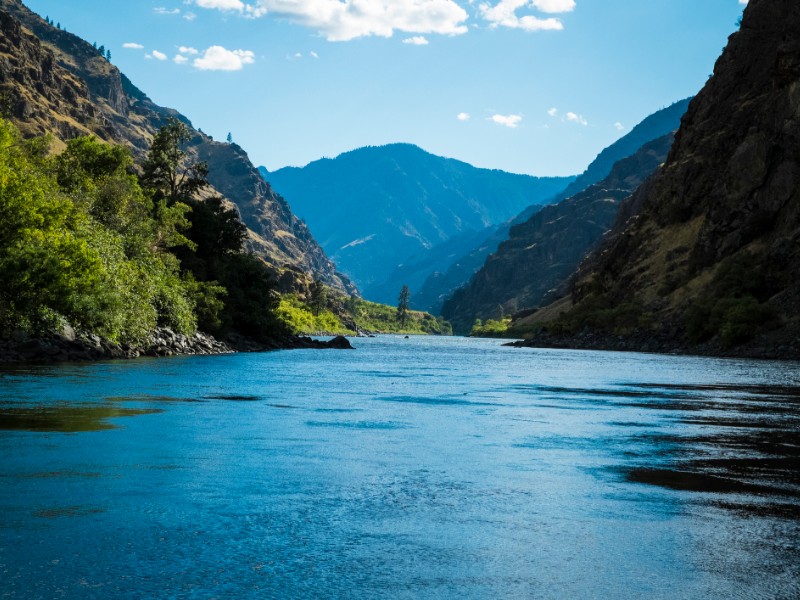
{"left": 1, "top": 336, "right": 799, "bottom": 598}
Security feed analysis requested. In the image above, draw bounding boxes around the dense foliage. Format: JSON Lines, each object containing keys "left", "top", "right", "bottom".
{"left": 344, "top": 296, "right": 452, "bottom": 336}
{"left": 684, "top": 252, "right": 779, "bottom": 347}
{"left": 469, "top": 318, "right": 512, "bottom": 338}
{"left": 0, "top": 118, "right": 286, "bottom": 344}
{"left": 275, "top": 292, "right": 452, "bottom": 336}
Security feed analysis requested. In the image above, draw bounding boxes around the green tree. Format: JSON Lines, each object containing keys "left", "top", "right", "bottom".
{"left": 397, "top": 285, "right": 410, "bottom": 327}
{"left": 226, "top": 132, "right": 233, "bottom": 144}
{"left": 140, "top": 119, "right": 209, "bottom": 252}
{"left": 309, "top": 279, "right": 327, "bottom": 316}
{"left": 141, "top": 118, "right": 208, "bottom": 205}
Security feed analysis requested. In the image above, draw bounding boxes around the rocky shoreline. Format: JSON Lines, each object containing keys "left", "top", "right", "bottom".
{"left": 0, "top": 328, "right": 353, "bottom": 364}
{"left": 502, "top": 329, "right": 800, "bottom": 361}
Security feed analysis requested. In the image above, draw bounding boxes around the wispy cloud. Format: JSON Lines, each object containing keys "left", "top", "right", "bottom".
{"left": 547, "top": 107, "right": 558, "bottom": 117}
{"left": 146, "top": 50, "right": 168, "bottom": 60}
{"left": 457, "top": 112, "right": 471, "bottom": 121}
{"left": 190, "top": 0, "right": 469, "bottom": 41}
{"left": 492, "top": 113, "right": 522, "bottom": 128}
{"left": 565, "top": 111, "right": 587, "bottom": 126}
{"left": 174, "top": 54, "right": 189, "bottom": 64}
{"left": 122, "top": 42, "right": 144, "bottom": 49}
{"left": 195, "top": 0, "right": 245, "bottom": 9}
{"left": 614, "top": 122, "right": 625, "bottom": 131}
{"left": 179, "top": 46, "right": 200, "bottom": 55}
{"left": 194, "top": 46, "right": 256, "bottom": 71}
{"left": 154, "top": 7, "right": 181, "bottom": 15}
{"left": 479, "top": 0, "right": 573, "bottom": 32}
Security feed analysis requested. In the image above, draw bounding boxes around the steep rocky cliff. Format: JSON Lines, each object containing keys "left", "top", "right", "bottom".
{"left": 416, "top": 100, "right": 690, "bottom": 320}
{"left": 520, "top": 0, "right": 800, "bottom": 358}
{"left": 554, "top": 98, "right": 690, "bottom": 203}
{"left": 263, "top": 143, "right": 572, "bottom": 304}
{"left": 0, "top": 0, "right": 355, "bottom": 295}
{"left": 442, "top": 134, "right": 675, "bottom": 333}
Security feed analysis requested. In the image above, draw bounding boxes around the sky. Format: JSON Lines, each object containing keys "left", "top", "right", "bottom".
{"left": 23, "top": 0, "right": 748, "bottom": 177}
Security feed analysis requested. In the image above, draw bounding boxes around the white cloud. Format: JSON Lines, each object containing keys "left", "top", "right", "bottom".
{"left": 492, "top": 113, "right": 522, "bottom": 128}
{"left": 547, "top": 107, "right": 557, "bottom": 117}
{"left": 174, "top": 54, "right": 189, "bottom": 64}
{"left": 146, "top": 50, "right": 168, "bottom": 60}
{"left": 179, "top": 46, "right": 200, "bottom": 55}
{"left": 310, "top": 51, "right": 319, "bottom": 58}
{"left": 532, "top": 0, "right": 575, "bottom": 13}
{"left": 457, "top": 112, "right": 470, "bottom": 121}
{"left": 123, "top": 42, "right": 144, "bottom": 49}
{"left": 154, "top": 7, "right": 181, "bottom": 15}
{"left": 403, "top": 36, "right": 430, "bottom": 45}
{"left": 739, "top": 0, "right": 747, "bottom": 4}
{"left": 614, "top": 122, "right": 624, "bottom": 131}
{"left": 192, "top": 0, "right": 469, "bottom": 41}
{"left": 194, "top": 0, "right": 245, "bottom": 9}
{"left": 184, "top": 12, "right": 198, "bottom": 20}
{"left": 565, "top": 111, "right": 587, "bottom": 126}
{"left": 479, "top": 0, "right": 567, "bottom": 31}
{"left": 193, "top": 46, "right": 256, "bottom": 70}
{"left": 294, "top": 52, "right": 303, "bottom": 58}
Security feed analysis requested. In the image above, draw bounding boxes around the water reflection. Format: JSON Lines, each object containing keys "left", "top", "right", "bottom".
{"left": 0, "top": 405, "right": 162, "bottom": 432}
{"left": 617, "top": 382, "right": 800, "bottom": 515}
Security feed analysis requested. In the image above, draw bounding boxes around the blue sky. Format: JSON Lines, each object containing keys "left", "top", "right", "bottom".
{"left": 24, "top": 0, "right": 747, "bottom": 176}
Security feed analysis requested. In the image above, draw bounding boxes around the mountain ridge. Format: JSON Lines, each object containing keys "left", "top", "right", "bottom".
{"left": 442, "top": 132, "right": 676, "bottom": 333}
{"left": 261, "top": 143, "right": 574, "bottom": 304}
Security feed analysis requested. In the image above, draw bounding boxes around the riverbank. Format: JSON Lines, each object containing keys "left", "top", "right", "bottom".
{"left": 0, "top": 328, "right": 353, "bottom": 364}
{"left": 502, "top": 327, "right": 800, "bottom": 361}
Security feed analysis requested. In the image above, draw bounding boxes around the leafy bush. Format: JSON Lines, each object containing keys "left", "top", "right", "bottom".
{"left": 549, "top": 297, "right": 649, "bottom": 336}
{"left": 684, "top": 252, "right": 780, "bottom": 347}
{"left": 470, "top": 317, "right": 511, "bottom": 337}
{"left": 344, "top": 297, "right": 452, "bottom": 335}
{"left": 276, "top": 294, "right": 347, "bottom": 335}
{"left": 686, "top": 295, "right": 777, "bottom": 347}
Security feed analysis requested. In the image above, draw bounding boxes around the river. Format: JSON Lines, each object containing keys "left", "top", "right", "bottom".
{"left": 1, "top": 336, "right": 799, "bottom": 598}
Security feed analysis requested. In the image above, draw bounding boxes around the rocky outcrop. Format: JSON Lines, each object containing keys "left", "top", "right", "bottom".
{"left": 0, "top": 327, "right": 358, "bottom": 363}
{"left": 522, "top": 0, "right": 800, "bottom": 357}
{"left": 0, "top": 0, "right": 354, "bottom": 295}
{"left": 0, "top": 327, "right": 233, "bottom": 363}
{"left": 441, "top": 133, "right": 675, "bottom": 333}
{"left": 263, "top": 143, "right": 573, "bottom": 304}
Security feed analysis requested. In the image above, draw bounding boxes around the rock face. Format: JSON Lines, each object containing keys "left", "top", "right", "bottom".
{"left": 553, "top": 98, "right": 690, "bottom": 204}
{"left": 528, "top": 0, "right": 800, "bottom": 358}
{"left": 441, "top": 133, "right": 676, "bottom": 333}
{"left": 0, "top": 328, "right": 233, "bottom": 363}
{"left": 262, "top": 143, "right": 573, "bottom": 304}
{"left": 427, "top": 100, "right": 689, "bottom": 328}
{"left": 0, "top": 0, "right": 355, "bottom": 295}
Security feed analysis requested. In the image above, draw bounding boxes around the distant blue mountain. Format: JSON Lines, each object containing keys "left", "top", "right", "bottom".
{"left": 260, "top": 144, "right": 574, "bottom": 304}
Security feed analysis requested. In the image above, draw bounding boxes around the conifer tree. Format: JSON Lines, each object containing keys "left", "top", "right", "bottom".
{"left": 310, "top": 280, "right": 327, "bottom": 316}
{"left": 397, "top": 285, "right": 410, "bottom": 327}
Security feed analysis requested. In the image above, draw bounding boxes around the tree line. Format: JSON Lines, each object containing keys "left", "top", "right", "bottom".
{"left": 0, "top": 117, "right": 288, "bottom": 344}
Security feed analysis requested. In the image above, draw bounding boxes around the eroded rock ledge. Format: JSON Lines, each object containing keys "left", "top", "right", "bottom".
{"left": 0, "top": 328, "right": 354, "bottom": 364}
